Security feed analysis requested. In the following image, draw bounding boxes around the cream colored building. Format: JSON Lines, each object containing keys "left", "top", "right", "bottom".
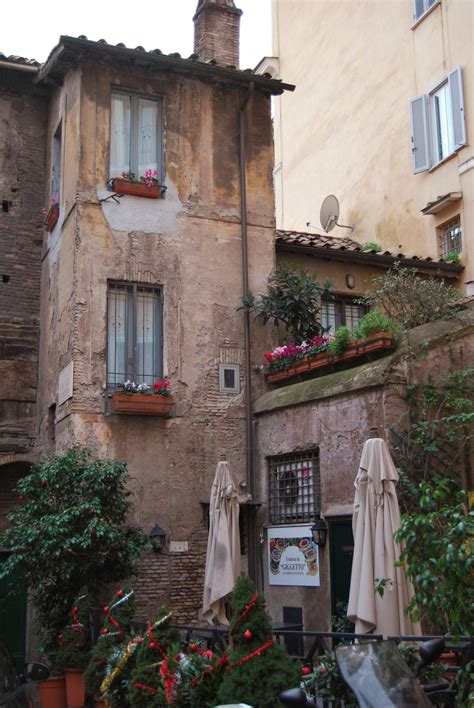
{"left": 265, "top": 0, "right": 473, "bottom": 291}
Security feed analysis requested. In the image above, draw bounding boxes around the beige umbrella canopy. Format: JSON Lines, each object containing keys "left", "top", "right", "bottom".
{"left": 202, "top": 460, "right": 241, "bottom": 625}
{"left": 347, "top": 438, "right": 421, "bottom": 637}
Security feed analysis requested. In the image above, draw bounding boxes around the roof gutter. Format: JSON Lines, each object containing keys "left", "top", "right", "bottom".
{"left": 0, "top": 60, "right": 38, "bottom": 73}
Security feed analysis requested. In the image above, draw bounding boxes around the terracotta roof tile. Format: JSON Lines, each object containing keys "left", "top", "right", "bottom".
{"left": 275, "top": 229, "right": 463, "bottom": 276}
{"left": 0, "top": 53, "right": 40, "bottom": 67}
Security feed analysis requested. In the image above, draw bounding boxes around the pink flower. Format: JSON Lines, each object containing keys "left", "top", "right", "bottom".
{"left": 152, "top": 169, "right": 158, "bottom": 177}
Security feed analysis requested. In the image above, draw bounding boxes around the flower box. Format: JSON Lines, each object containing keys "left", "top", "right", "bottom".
{"left": 112, "top": 392, "right": 173, "bottom": 416}
{"left": 111, "top": 178, "right": 162, "bottom": 199}
{"left": 44, "top": 205, "right": 60, "bottom": 232}
{"left": 265, "top": 332, "right": 393, "bottom": 384}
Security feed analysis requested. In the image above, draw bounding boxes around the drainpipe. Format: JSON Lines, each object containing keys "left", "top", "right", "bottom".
{"left": 238, "top": 82, "right": 257, "bottom": 581}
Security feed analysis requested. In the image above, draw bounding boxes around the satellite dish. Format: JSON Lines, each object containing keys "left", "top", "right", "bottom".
{"left": 320, "top": 195, "right": 340, "bottom": 233}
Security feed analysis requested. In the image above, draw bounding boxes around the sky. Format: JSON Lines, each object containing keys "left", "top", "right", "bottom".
{"left": 2, "top": 0, "right": 272, "bottom": 69}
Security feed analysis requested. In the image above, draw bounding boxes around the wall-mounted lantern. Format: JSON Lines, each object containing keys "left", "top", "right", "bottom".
{"left": 311, "top": 518, "right": 328, "bottom": 549}
{"left": 150, "top": 524, "right": 166, "bottom": 553}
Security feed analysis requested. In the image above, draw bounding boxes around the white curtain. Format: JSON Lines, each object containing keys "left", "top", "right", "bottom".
{"left": 110, "top": 93, "right": 131, "bottom": 176}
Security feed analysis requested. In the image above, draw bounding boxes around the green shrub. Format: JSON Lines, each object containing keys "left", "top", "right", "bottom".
{"left": 443, "top": 251, "right": 461, "bottom": 264}
{"left": 243, "top": 262, "right": 332, "bottom": 343}
{"left": 327, "top": 326, "right": 352, "bottom": 355}
{"left": 55, "top": 589, "right": 94, "bottom": 671}
{"left": 361, "top": 241, "right": 382, "bottom": 253}
{"left": 359, "top": 264, "right": 461, "bottom": 329}
{"left": 352, "top": 308, "right": 398, "bottom": 340}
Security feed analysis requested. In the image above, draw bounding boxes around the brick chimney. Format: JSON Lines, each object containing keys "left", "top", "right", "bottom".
{"left": 193, "top": 0, "right": 242, "bottom": 68}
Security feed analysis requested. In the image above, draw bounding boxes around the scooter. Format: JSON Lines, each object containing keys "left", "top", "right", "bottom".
{"left": 279, "top": 637, "right": 471, "bottom": 707}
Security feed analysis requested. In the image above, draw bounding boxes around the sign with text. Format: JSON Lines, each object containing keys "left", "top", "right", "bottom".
{"left": 268, "top": 525, "right": 320, "bottom": 587}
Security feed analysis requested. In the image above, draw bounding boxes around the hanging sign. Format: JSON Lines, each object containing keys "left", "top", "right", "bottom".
{"left": 268, "top": 525, "right": 320, "bottom": 587}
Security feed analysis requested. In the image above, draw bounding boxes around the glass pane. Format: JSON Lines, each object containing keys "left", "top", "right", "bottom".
{"left": 107, "top": 287, "right": 128, "bottom": 387}
{"left": 110, "top": 94, "right": 131, "bottom": 177}
{"left": 345, "top": 303, "right": 366, "bottom": 331}
{"left": 136, "top": 289, "right": 156, "bottom": 385}
{"left": 137, "top": 98, "right": 158, "bottom": 176}
{"left": 321, "top": 300, "right": 342, "bottom": 333}
{"left": 224, "top": 368, "right": 235, "bottom": 389}
{"left": 433, "top": 83, "right": 454, "bottom": 161}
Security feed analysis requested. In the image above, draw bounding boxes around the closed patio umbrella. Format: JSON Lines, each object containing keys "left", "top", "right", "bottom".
{"left": 202, "top": 460, "right": 241, "bottom": 625}
{"left": 347, "top": 438, "right": 421, "bottom": 637}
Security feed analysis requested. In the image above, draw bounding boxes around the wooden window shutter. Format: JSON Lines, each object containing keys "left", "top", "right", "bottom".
{"left": 410, "top": 95, "right": 430, "bottom": 173}
{"left": 448, "top": 66, "right": 467, "bottom": 150}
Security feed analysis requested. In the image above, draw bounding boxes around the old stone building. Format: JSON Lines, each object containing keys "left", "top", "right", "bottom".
{"left": 0, "top": 1, "right": 295, "bottom": 660}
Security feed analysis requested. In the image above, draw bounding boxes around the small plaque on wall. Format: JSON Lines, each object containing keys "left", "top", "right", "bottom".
{"left": 58, "top": 362, "right": 74, "bottom": 406}
{"left": 169, "top": 541, "right": 188, "bottom": 553}
{"left": 268, "top": 525, "right": 320, "bottom": 587}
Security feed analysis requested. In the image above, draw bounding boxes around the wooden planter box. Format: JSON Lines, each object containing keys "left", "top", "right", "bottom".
{"left": 265, "top": 332, "right": 394, "bottom": 384}
{"left": 44, "top": 205, "right": 59, "bottom": 232}
{"left": 112, "top": 392, "right": 172, "bottom": 416}
{"left": 111, "top": 178, "right": 162, "bottom": 199}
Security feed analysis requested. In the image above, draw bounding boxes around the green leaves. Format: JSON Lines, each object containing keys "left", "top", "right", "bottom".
{"left": 0, "top": 447, "right": 146, "bottom": 654}
{"left": 243, "top": 263, "right": 332, "bottom": 343}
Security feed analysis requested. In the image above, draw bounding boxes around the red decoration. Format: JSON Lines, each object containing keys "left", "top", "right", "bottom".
{"left": 231, "top": 591, "right": 259, "bottom": 634}
{"left": 133, "top": 682, "right": 161, "bottom": 695}
{"left": 18, "top": 496, "right": 24, "bottom": 502}
{"left": 103, "top": 606, "right": 109, "bottom": 613}
{"left": 189, "top": 643, "right": 198, "bottom": 652}
{"left": 102, "top": 628, "right": 108, "bottom": 635}
{"left": 243, "top": 629, "right": 253, "bottom": 640}
{"left": 149, "top": 641, "right": 156, "bottom": 649}
{"left": 302, "top": 666, "right": 311, "bottom": 675}
{"left": 227, "top": 639, "right": 274, "bottom": 670}
{"left": 117, "top": 590, "right": 123, "bottom": 598}
{"left": 40, "top": 480, "right": 47, "bottom": 487}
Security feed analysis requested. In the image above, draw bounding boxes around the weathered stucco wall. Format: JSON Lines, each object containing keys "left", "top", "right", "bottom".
{"left": 254, "top": 304, "right": 474, "bottom": 630}
{"left": 272, "top": 0, "right": 474, "bottom": 289}
{"left": 36, "top": 58, "right": 277, "bottom": 620}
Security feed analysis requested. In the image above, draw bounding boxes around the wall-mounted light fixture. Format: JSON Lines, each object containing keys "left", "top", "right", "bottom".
{"left": 346, "top": 274, "right": 355, "bottom": 289}
{"left": 311, "top": 518, "right": 328, "bottom": 549}
{"left": 150, "top": 524, "right": 166, "bottom": 552}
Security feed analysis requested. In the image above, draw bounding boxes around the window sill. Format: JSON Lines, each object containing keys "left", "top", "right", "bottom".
{"left": 428, "top": 149, "right": 460, "bottom": 173}
{"left": 411, "top": 0, "right": 441, "bottom": 30}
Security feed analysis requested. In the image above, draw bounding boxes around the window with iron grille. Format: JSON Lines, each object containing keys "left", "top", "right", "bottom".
{"left": 107, "top": 282, "right": 163, "bottom": 389}
{"left": 321, "top": 296, "right": 368, "bottom": 334}
{"left": 438, "top": 216, "right": 462, "bottom": 257}
{"left": 268, "top": 450, "right": 320, "bottom": 525}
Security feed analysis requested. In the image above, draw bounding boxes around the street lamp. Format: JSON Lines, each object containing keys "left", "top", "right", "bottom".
{"left": 311, "top": 518, "right": 328, "bottom": 548}
{"left": 150, "top": 524, "right": 166, "bottom": 552}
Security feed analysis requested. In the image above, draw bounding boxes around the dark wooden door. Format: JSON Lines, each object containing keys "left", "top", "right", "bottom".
{"left": 0, "top": 553, "right": 27, "bottom": 671}
{"left": 329, "top": 518, "right": 354, "bottom": 628}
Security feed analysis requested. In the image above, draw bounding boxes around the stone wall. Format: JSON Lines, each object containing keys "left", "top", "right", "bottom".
{"left": 0, "top": 68, "right": 47, "bottom": 458}
{"left": 253, "top": 304, "right": 474, "bottom": 632}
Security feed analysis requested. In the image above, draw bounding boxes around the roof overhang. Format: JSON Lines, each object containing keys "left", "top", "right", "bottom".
{"left": 421, "top": 192, "right": 462, "bottom": 215}
{"left": 276, "top": 241, "right": 464, "bottom": 279}
{"left": 36, "top": 36, "right": 295, "bottom": 95}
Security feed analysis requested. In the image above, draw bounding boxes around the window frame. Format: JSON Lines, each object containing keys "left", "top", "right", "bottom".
{"left": 219, "top": 363, "right": 240, "bottom": 393}
{"left": 410, "top": 67, "right": 467, "bottom": 174}
{"left": 320, "top": 294, "right": 369, "bottom": 334}
{"left": 109, "top": 89, "right": 164, "bottom": 181}
{"left": 106, "top": 281, "right": 164, "bottom": 390}
{"left": 438, "top": 216, "right": 462, "bottom": 258}
{"left": 268, "top": 450, "right": 321, "bottom": 526}
{"left": 411, "top": 0, "right": 440, "bottom": 26}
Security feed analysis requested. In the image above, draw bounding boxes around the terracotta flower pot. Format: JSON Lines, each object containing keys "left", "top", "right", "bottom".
{"left": 111, "top": 177, "right": 161, "bottom": 198}
{"left": 94, "top": 696, "right": 106, "bottom": 708}
{"left": 111, "top": 392, "right": 173, "bottom": 416}
{"left": 38, "top": 675, "right": 67, "bottom": 708}
{"left": 44, "top": 205, "right": 60, "bottom": 232}
{"left": 65, "top": 668, "right": 85, "bottom": 708}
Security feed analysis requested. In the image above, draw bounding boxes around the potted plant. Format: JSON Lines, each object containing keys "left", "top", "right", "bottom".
{"left": 43, "top": 196, "right": 59, "bottom": 232}
{"left": 110, "top": 170, "right": 164, "bottom": 199}
{"left": 56, "top": 590, "right": 93, "bottom": 708}
{"left": 0, "top": 448, "right": 147, "bottom": 698}
{"left": 111, "top": 379, "right": 173, "bottom": 416}
{"left": 37, "top": 674, "right": 67, "bottom": 708}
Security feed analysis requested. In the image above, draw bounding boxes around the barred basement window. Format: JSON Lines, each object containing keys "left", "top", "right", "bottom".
{"left": 107, "top": 282, "right": 163, "bottom": 389}
{"left": 268, "top": 450, "right": 320, "bottom": 525}
{"left": 438, "top": 216, "right": 462, "bottom": 257}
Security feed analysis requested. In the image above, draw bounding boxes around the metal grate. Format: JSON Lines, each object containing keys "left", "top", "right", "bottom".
{"left": 268, "top": 450, "right": 320, "bottom": 524}
{"left": 107, "top": 282, "right": 163, "bottom": 389}
{"left": 439, "top": 216, "right": 462, "bottom": 257}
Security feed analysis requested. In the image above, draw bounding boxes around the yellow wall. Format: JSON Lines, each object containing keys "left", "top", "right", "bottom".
{"left": 272, "top": 0, "right": 474, "bottom": 289}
